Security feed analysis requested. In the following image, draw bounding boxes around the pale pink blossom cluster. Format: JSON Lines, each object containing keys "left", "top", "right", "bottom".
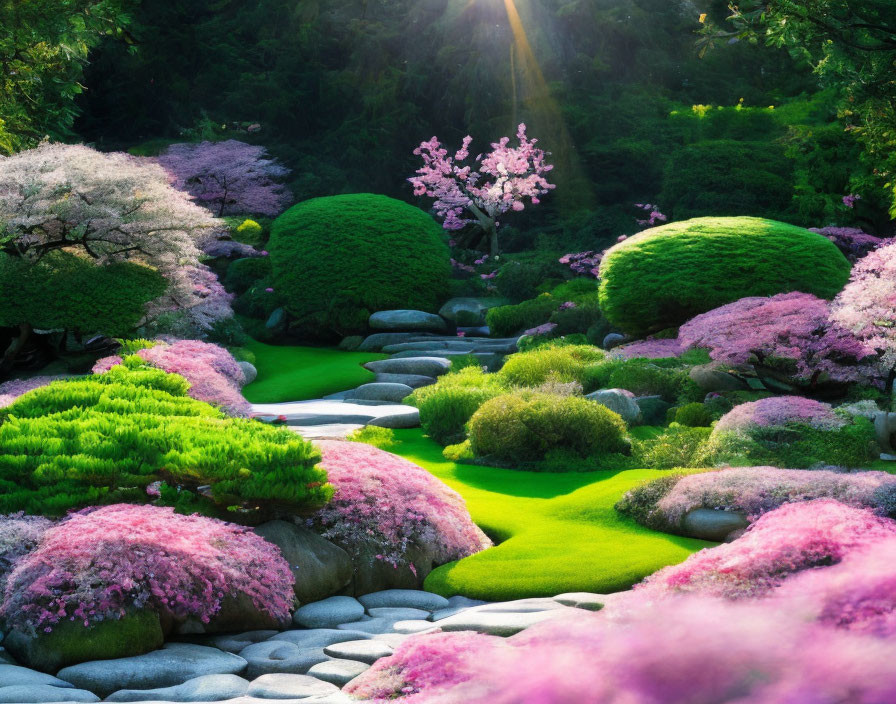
{"left": 558, "top": 251, "right": 602, "bottom": 277}
{"left": 0, "top": 376, "right": 67, "bottom": 409}
{"left": 808, "top": 226, "right": 885, "bottom": 261}
{"left": 313, "top": 441, "right": 491, "bottom": 571}
{"left": 842, "top": 193, "right": 862, "bottom": 208}
{"left": 1, "top": 504, "right": 293, "bottom": 634}
{"left": 652, "top": 466, "right": 896, "bottom": 525}
{"left": 714, "top": 396, "right": 846, "bottom": 433}
{"left": 677, "top": 292, "right": 878, "bottom": 385}
{"left": 613, "top": 337, "right": 684, "bottom": 359}
{"left": 0, "top": 513, "right": 53, "bottom": 593}
{"left": 144, "top": 264, "right": 236, "bottom": 336}
{"left": 634, "top": 203, "right": 668, "bottom": 227}
{"left": 409, "top": 124, "right": 554, "bottom": 232}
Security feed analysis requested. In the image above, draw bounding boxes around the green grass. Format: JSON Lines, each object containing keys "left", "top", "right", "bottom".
{"left": 241, "top": 341, "right": 386, "bottom": 403}
{"left": 390, "top": 429, "right": 712, "bottom": 601}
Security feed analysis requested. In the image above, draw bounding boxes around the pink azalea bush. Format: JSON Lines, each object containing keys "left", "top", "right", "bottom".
{"left": 637, "top": 499, "right": 896, "bottom": 600}
{"left": 345, "top": 595, "right": 896, "bottom": 703}
{"left": 0, "top": 513, "right": 53, "bottom": 593}
{"left": 1, "top": 504, "right": 293, "bottom": 634}
{"left": 0, "top": 375, "right": 67, "bottom": 409}
{"left": 714, "top": 395, "right": 845, "bottom": 433}
{"left": 313, "top": 441, "right": 491, "bottom": 571}
{"left": 677, "top": 292, "right": 878, "bottom": 385}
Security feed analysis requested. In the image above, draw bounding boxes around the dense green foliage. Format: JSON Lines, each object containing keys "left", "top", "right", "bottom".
{"left": 589, "top": 359, "right": 703, "bottom": 404}
{"left": 268, "top": 194, "right": 450, "bottom": 338}
{"left": 0, "top": 252, "right": 167, "bottom": 336}
{"left": 497, "top": 344, "right": 605, "bottom": 389}
{"left": 468, "top": 392, "right": 629, "bottom": 464}
{"left": 0, "top": 364, "right": 331, "bottom": 518}
{"left": 225, "top": 257, "right": 272, "bottom": 294}
{"left": 598, "top": 217, "right": 852, "bottom": 334}
{"left": 487, "top": 296, "right": 560, "bottom": 338}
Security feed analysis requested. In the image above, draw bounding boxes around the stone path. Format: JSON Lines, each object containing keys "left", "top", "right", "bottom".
{"left": 0, "top": 589, "right": 604, "bottom": 703}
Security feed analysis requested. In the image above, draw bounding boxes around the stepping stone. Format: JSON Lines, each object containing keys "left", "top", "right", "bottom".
{"left": 247, "top": 673, "right": 340, "bottom": 699}
{"left": 238, "top": 641, "right": 329, "bottom": 679}
{"left": 371, "top": 633, "right": 410, "bottom": 648}
{"left": 366, "top": 607, "right": 432, "bottom": 621}
{"left": 185, "top": 631, "right": 279, "bottom": 654}
{"left": 358, "top": 333, "right": 439, "bottom": 352}
{"left": 306, "top": 659, "right": 370, "bottom": 687}
{"left": 435, "top": 609, "right": 567, "bottom": 636}
{"left": 381, "top": 341, "right": 473, "bottom": 353}
{"left": 369, "top": 310, "right": 447, "bottom": 333}
{"left": 56, "top": 644, "right": 247, "bottom": 699}
{"left": 105, "top": 674, "right": 250, "bottom": 702}
{"left": 552, "top": 593, "right": 606, "bottom": 611}
{"left": 363, "top": 358, "right": 451, "bottom": 378}
{"left": 373, "top": 373, "right": 436, "bottom": 388}
{"left": 250, "top": 400, "right": 419, "bottom": 428}
{"left": 0, "top": 684, "right": 98, "bottom": 703}
{"left": 0, "top": 665, "right": 74, "bottom": 689}
{"left": 358, "top": 590, "right": 450, "bottom": 611}
{"left": 267, "top": 630, "right": 373, "bottom": 649}
{"left": 345, "top": 383, "right": 414, "bottom": 403}
{"left": 392, "top": 620, "right": 438, "bottom": 635}
{"left": 456, "top": 326, "right": 491, "bottom": 337}
{"left": 336, "top": 618, "right": 402, "bottom": 635}
{"left": 294, "top": 597, "right": 365, "bottom": 629}
{"left": 323, "top": 640, "right": 393, "bottom": 664}
{"left": 447, "top": 595, "right": 490, "bottom": 608}
{"left": 472, "top": 598, "right": 568, "bottom": 613}
{"left": 289, "top": 424, "right": 363, "bottom": 440}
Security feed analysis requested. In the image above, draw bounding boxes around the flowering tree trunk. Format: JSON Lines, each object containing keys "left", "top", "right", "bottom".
{"left": 467, "top": 202, "right": 499, "bottom": 256}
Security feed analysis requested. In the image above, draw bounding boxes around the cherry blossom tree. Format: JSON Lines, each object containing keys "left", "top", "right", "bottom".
{"left": 158, "top": 140, "right": 292, "bottom": 217}
{"left": 409, "top": 124, "right": 555, "bottom": 256}
{"left": 0, "top": 143, "right": 222, "bottom": 371}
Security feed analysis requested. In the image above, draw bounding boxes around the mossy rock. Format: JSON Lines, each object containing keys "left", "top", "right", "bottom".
{"left": 268, "top": 193, "right": 451, "bottom": 339}
{"left": 4, "top": 610, "right": 164, "bottom": 672}
{"left": 597, "top": 217, "right": 851, "bottom": 335}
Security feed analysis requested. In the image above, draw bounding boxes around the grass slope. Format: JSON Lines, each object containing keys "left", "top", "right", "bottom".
{"left": 241, "top": 341, "right": 385, "bottom": 403}
{"left": 391, "top": 429, "right": 711, "bottom": 601}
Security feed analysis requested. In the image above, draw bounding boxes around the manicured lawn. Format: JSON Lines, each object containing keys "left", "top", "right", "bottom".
{"left": 241, "top": 341, "right": 386, "bottom": 403}
{"left": 391, "top": 428, "right": 713, "bottom": 601}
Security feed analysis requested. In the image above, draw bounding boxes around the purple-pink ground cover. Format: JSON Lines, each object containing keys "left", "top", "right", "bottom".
{"left": 314, "top": 441, "right": 491, "bottom": 571}
{"left": 713, "top": 395, "right": 845, "bottom": 433}
{"left": 0, "top": 513, "right": 53, "bottom": 593}
{"left": 0, "top": 504, "right": 293, "bottom": 634}
{"left": 0, "top": 376, "right": 67, "bottom": 409}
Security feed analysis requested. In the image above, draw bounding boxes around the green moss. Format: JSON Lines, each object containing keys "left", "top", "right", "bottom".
{"left": 269, "top": 194, "right": 451, "bottom": 338}
{"left": 597, "top": 217, "right": 851, "bottom": 335}
{"left": 671, "top": 402, "right": 713, "bottom": 427}
{"left": 347, "top": 425, "right": 398, "bottom": 449}
{"left": 497, "top": 344, "right": 605, "bottom": 389}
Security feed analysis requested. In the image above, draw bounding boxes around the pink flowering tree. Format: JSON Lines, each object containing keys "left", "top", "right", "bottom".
{"left": 158, "top": 140, "right": 292, "bottom": 217}
{"left": 409, "top": 124, "right": 555, "bottom": 256}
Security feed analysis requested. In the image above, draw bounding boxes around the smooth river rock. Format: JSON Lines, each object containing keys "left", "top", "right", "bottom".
{"left": 363, "top": 357, "right": 452, "bottom": 378}
{"left": 369, "top": 310, "right": 448, "bottom": 333}
{"left": 293, "top": 597, "right": 366, "bottom": 629}
{"left": 105, "top": 674, "right": 250, "bottom": 702}
{"left": 358, "top": 589, "right": 450, "bottom": 611}
{"left": 681, "top": 508, "right": 750, "bottom": 541}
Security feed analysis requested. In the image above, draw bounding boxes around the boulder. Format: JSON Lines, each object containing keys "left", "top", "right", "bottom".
{"left": 358, "top": 333, "right": 438, "bottom": 352}
{"left": 293, "top": 597, "right": 366, "bottom": 629}
{"left": 105, "top": 674, "right": 250, "bottom": 702}
{"left": 0, "top": 665, "right": 75, "bottom": 689}
{"left": 237, "top": 641, "right": 329, "bottom": 679}
{"left": 363, "top": 357, "right": 451, "bottom": 378}
{"left": 322, "top": 640, "right": 393, "bottom": 665}
{"left": 306, "top": 659, "right": 370, "bottom": 687}
{"left": 177, "top": 590, "right": 290, "bottom": 635}
{"left": 347, "top": 543, "right": 434, "bottom": 596}
{"left": 438, "top": 298, "right": 507, "bottom": 326}
{"left": 602, "top": 333, "right": 627, "bottom": 350}
{"left": 0, "top": 684, "right": 98, "bottom": 703}
{"left": 358, "top": 590, "right": 450, "bottom": 612}
{"left": 247, "top": 673, "right": 340, "bottom": 699}
{"left": 369, "top": 310, "right": 448, "bottom": 333}
{"left": 56, "top": 644, "right": 247, "bottom": 699}
{"left": 254, "top": 520, "right": 352, "bottom": 604}
{"left": 265, "top": 307, "right": 289, "bottom": 332}
{"left": 237, "top": 361, "right": 257, "bottom": 385}
{"left": 585, "top": 389, "right": 642, "bottom": 425}
{"left": 373, "top": 373, "right": 436, "bottom": 388}
{"left": 345, "top": 383, "right": 414, "bottom": 403}
{"left": 267, "top": 629, "right": 373, "bottom": 649}
{"left": 689, "top": 363, "right": 749, "bottom": 393}
{"left": 680, "top": 508, "right": 750, "bottom": 542}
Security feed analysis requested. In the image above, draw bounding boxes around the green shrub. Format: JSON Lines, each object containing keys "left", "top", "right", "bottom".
{"left": 225, "top": 257, "right": 272, "bottom": 294}
{"left": 549, "top": 302, "right": 604, "bottom": 337}
{"left": 116, "top": 338, "right": 157, "bottom": 355}
{"left": 233, "top": 280, "right": 283, "bottom": 319}
{"left": 703, "top": 390, "right": 775, "bottom": 419}
{"left": 671, "top": 403, "right": 713, "bottom": 427}
{"left": 206, "top": 316, "right": 249, "bottom": 347}
{"left": 660, "top": 140, "right": 795, "bottom": 221}
{"left": 0, "top": 367, "right": 332, "bottom": 519}
{"left": 468, "top": 392, "right": 629, "bottom": 464}
{"left": 597, "top": 217, "right": 851, "bottom": 335}
{"left": 495, "top": 259, "right": 557, "bottom": 302}
{"left": 486, "top": 295, "right": 558, "bottom": 337}
{"left": 269, "top": 194, "right": 450, "bottom": 339}
{"left": 443, "top": 439, "right": 475, "bottom": 463}
{"left": 587, "top": 359, "right": 701, "bottom": 403}
{"left": 635, "top": 425, "right": 713, "bottom": 469}
{"left": 347, "top": 425, "right": 397, "bottom": 449}
{"left": 407, "top": 367, "right": 506, "bottom": 445}
{"left": 498, "top": 344, "right": 605, "bottom": 389}
{"left": 235, "top": 219, "right": 264, "bottom": 245}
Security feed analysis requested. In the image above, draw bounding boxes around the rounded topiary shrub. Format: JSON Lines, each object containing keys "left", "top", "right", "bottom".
{"left": 268, "top": 194, "right": 451, "bottom": 338}
{"left": 597, "top": 217, "right": 851, "bottom": 335}
{"left": 468, "top": 392, "right": 628, "bottom": 463}
{"left": 497, "top": 344, "right": 605, "bottom": 389}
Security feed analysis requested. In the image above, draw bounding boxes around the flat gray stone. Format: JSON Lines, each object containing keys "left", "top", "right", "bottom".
{"left": 681, "top": 508, "right": 750, "bottom": 541}
{"left": 238, "top": 642, "right": 329, "bottom": 680}
{"left": 363, "top": 357, "right": 451, "bottom": 378}
{"left": 585, "top": 389, "right": 642, "bottom": 425}
{"left": 250, "top": 400, "right": 418, "bottom": 428}
{"left": 182, "top": 631, "right": 279, "bottom": 654}
{"left": 246, "top": 673, "right": 340, "bottom": 699}
{"left": 0, "top": 684, "right": 98, "bottom": 703}
{"left": 56, "top": 644, "right": 247, "bottom": 699}
{"left": 105, "top": 674, "right": 250, "bottom": 702}
{"left": 345, "top": 383, "right": 414, "bottom": 403}
{"left": 366, "top": 607, "right": 431, "bottom": 621}
{"left": 0, "top": 665, "right": 74, "bottom": 689}
{"left": 381, "top": 341, "right": 472, "bottom": 353}
{"left": 267, "top": 630, "right": 372, "bottom": 649}
{"left": 306, "top": 659, "right": 370, "bottom": 687}
{"left": 373, "top": 373, "right": 436, "bottom": 388}
{"left": 552, "top": 593, "right": 606, "bottom": 611}
{"left": 322, "top": 640, "right": 393, "bottom": 664}
{"left": 358, "top": 333, "right": 438, "bottom": 352}
{"left": 294, "top": 597, "right": 365, "bottom": 629}
{"left": 435, "top": 609, "right": 566, "bottom": 636}
{"left": 365, "top": 408, "right": 420, "bottom": 429}
{"left": 369, "top": 311, "right": 447, "bottom": 333}
{"left": 371, "top": 633, "right": 410, "bottom": 648}
{"left": 392, "top": 620, "right": 438, "bottom": 635}
{"left": 358, "top": 590, "right": 450, "bottom": 611}
{"left": 335, "top": 618, "right": 400, "bottom": 635}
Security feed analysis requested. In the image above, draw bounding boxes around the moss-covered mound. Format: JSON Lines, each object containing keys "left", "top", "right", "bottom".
{"left": 598, "top": 217, "right": 851, "bottom": 335}
{"left": 0, "top": 365, "right": 331, "bottom": 518}
{"left": 269, "top": 193, "right": 451, "bottom": 338}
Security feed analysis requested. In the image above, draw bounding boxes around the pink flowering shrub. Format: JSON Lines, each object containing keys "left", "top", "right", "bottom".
{"left": 0, "top": 513, "right": 53, "bottom": 593}
{"left": 1, "top": 504, "right": 293, "bottom": 634}
{"left": 714, "top": 396, "right": 844, "bottom": 432}
{"left": 0, "top": 376, "right": 67, "bottom": 409}
{"left": 634, "top": 202, "right": 667, "bottom": 227}
{"left": 809, "top": 226, "right": 885, "bottom": 261}
{"left": 613, "top": 337, "right": 684, "bottom": 359}
{"left": 677, "top": 292, "right": 878, "bottom": 386}
{"left": 313, "top": 441, "right": 491, "bottom": 570}
{"left": 637, "top": 500, "right": 896, "bottom": 600}
{"left": 558, "top": 251, "right": 602, "bottom": 278}
{"left": 346, "top": 595, "right": 896, "bottom": 703}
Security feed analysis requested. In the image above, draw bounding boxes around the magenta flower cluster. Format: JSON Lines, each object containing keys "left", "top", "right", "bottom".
{"left": 558, "top": 251, "right": 602, "bottom": 278}
{"left": 714, "top": 396, "right": 846, "bottom": 433}
{"left": 842, "top": 193, "right": 862, "bottom": 208}
{"left": 409, "top": 124, "right": 554, "bottom": 232}
{"left": 0, "top": 513, "right": 53, "bottom": 593}
{"left": 634, "top": 202, "right": 667, "bottom": 227}
{"left": 1, "top": 504, "right": 293, "bottom": 634}
{"left": 313, "top": 441, "right": 491, "bottom": 572}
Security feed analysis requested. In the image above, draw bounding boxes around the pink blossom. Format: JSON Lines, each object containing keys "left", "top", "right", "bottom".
{"left": 613, "top": 338, "right": 683, "bottom": 359}
{"left": 558, "top": 251, "right": 602, "bottom": 278}
{"left": 842, "top": 193, "right": 862, "bottom": 208}
{"left": 265, "top": 287, "right": 274, "bottom": 293}
{"left": 714, "top": 396, "right": 845, "bottom": 433}
{"left": 634, "top": 203, "right": 668, "bottom": 227}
